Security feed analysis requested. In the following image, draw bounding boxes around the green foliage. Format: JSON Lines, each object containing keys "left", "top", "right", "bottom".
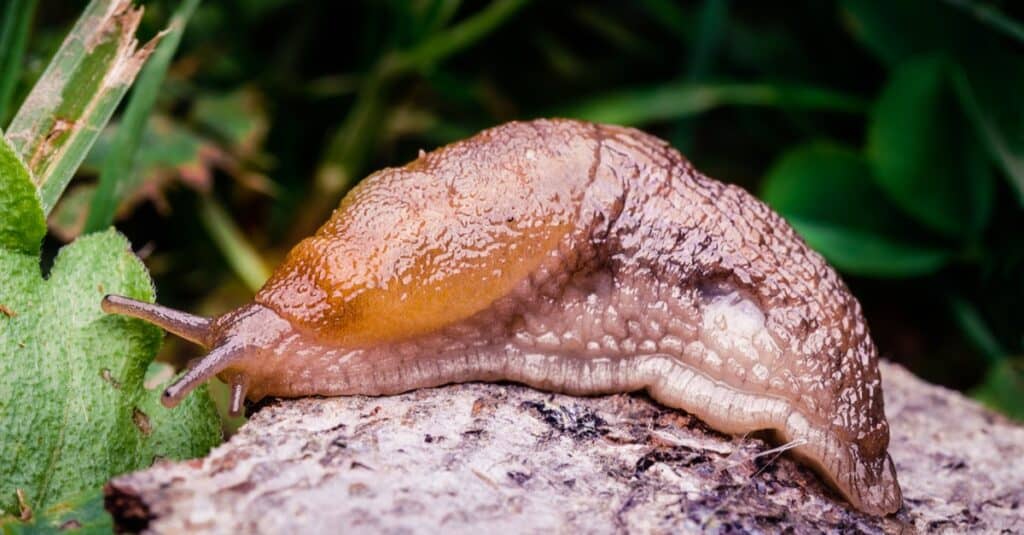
{"left": 191, "top": 90, "right": 268, "bottom": 154}
{"left": 0, "top": 133, "right": 220, "bottom": 518}
{"left": 867, "top": 55, "right": 993, "bottom": 240}
{"left": 954, "top": 51, "right": 1024, "bottom": 205}
{"left": 843, "top": 0, "right": 1024, "bottom": 204}
{"left": 197, "top": 195, "right": 270, "bottom": 292}
{"left": 0, "top": 0, "right": 220, "bottom": 522}
{"left": 85, "top": 0, "right": 202, "bottom": 233}
{"left": 4, "top": 0, "right": 155, "bottom": 216}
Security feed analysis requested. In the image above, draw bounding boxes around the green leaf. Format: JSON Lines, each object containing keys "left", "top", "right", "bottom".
{"left": 557, "top": 82, "right": 868, "bottom": 126}
{"left": 786, "top": 220, "right": 951, "bottom": 278}
{"left": 85, "top": 0, "right": 202, "bottom": 234}
{"left": 0, "top": 229, "right": 222, "bottom": 517}
{"left": 972, "top": 358, "right": 1024, "bottom": 422}
{"left": 0, "top": 489, "right": 111, "bottom": 534}
{"left": 3, "top": 0, "right": 154, "bottom": 216}
{"left": 762, "top": 143, "right": 950, "bottom": 277}
{"left": 83, "top": 114, "right": 216, "bottom": 186}
{"left": 191, "top": 88, "right": 268, "bottom": 157}
{"left": 0, "top": 135, "right": 44, "bottom": 254}
{"left": 139, "top": 362, "right": 224, "bottom": 467}
{"left": 866, "top": 56, "right": 993, "bottom": 240}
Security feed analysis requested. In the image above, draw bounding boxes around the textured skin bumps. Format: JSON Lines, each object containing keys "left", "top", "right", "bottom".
{"left": 105, "top": 119, "right": 902, "bottom": 515}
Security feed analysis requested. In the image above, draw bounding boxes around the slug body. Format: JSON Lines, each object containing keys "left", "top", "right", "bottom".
{"left": 104, "top": 119, "right": 901, "bottom": 515}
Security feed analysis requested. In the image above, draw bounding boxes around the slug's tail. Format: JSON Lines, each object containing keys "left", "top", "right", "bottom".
{"left": 101, "top": 294, "right": 250, "bottom": 415}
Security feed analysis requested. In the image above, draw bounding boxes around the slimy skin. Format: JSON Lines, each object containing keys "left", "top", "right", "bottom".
{"left": 102, "top": 119, "right": 902, "bottom": 515}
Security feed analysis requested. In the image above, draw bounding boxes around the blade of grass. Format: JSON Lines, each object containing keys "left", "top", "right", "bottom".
{"left": 685, "top": 0, "right": 727, "bottom": 80}
{"left": 573, "top": 5, "right": 654, "bottom": 56}
{"left": 296, "top": 0, "right": 530, "bottom": 239}
{"left": 942, "top": 0, "right": 1024, "bottom": 44}
{"left": 84, "top": 0, "right": 201, "bottom": 233}
{"left": 386, "top": 0, "right": 530, "bottom": 74}
{"left": 197, "top": 195, "right": 270, "bottom": 292}
{"left": 672, "top": 0, "right": 727, "bottom": 153}
{"left": 423, "top": 0, "right": 464, "bottom": 36}
{"left": 3, "top": 0, "right": 155, "bottom": 216}
{"left": 949, "top": 296, "right": 1006, "bottom": 364}
{"left": 558, "top": 82, "right": 868, "bottom": 126}
{"left": 0, "top": 0, "right": 38, "bottom": 125}
{"left": 294, "top": 72, "right": 389, "bottom": 240}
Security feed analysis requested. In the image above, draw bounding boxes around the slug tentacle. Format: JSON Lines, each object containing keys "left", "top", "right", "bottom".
{"left": 162, "top": 340, "right": 246, "bottom": 408}
{"left": 101, "top": 295, "right": 212, "bottom": 347}
{"left": 111, "top": 302, "right": 295, "bottom": 408}
{"left": 228, "top": 374, "right": 249, "bottom": 417}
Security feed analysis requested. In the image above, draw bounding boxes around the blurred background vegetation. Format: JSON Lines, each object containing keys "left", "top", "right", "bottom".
{"left": 4, "top": 0, "right": 1023, "bottom": 420}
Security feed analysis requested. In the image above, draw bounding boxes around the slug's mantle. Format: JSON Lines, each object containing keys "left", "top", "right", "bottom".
{"left": 106, "top": 362, "right": 1024, "bottom": 533}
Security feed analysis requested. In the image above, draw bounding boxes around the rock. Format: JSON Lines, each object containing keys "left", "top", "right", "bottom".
{"left": 105, "top": 362, "right": 1024, "bottom": 533}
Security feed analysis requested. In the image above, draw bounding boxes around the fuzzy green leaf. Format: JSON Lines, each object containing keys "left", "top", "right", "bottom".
{"left": 0, "top": 229, "right": 221, "bottom": 517}
{"left": 0, "top": 132, "right": 220, "bottom": 517}
{"left": 0, "top": 489, "right": 111, "bottom": 534}
{"left": 0, "top": 135, "right": 44, "bottom": 254}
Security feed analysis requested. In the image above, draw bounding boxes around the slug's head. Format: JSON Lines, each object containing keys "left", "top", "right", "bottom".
{"left": 101, "top": 295, "right": 293, "bottom": 416}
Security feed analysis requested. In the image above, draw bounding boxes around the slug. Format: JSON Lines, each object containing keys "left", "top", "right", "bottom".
{"left": 102, "top": 119, "right": 901, "bottom": 515}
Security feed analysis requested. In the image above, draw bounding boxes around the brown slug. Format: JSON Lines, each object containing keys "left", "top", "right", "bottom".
{"left": 102, "top": 119, "right": 901, "bottom": 515}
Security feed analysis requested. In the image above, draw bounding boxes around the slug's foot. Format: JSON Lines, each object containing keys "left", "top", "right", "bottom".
{"left": 781, "top": 411, "right": 902, "bottom": 516}
{"left": 634, "top": 355, "right": 901, "bottom": 516}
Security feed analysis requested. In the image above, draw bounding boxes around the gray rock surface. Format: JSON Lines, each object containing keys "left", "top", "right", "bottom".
{"left": 106, "top": 362, "right": 1024, "bottom": 533}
